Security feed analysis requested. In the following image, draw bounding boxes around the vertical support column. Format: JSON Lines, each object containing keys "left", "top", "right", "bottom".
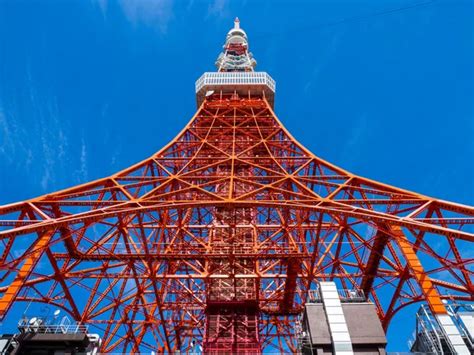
{"left": 393, "top": 226, "right": 447, "bottom": 315}
{"left": 204, "top": 302, "right": 260, "bottom": 354}
{"left": 319, "top": 282, "right": 353, "bottom": 355}
{"left": 204, "top": 206, "right": 261, "bottom": 354}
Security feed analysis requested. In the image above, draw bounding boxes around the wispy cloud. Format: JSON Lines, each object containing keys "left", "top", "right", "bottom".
{"left": 0, "top": 102, "right": 34, "bottom": 170}
{"left": 0, "top": 108, "right": 11, "bottom": 158}
{"left": 110, "top": 144, "right": 121, "bottom": 169}
{"left": 93, "top": 0, "right": 108, "bottom": 17}
{"left": 186, "top": 0, "right": 195, "bottom": 12}
{"left": 77, "top": 137, "right": 88, "bottom": 183}
{"left": 40, "top": 132, "right": 53, "bottom": 191}
{"left": 101, "top": 103, "right": 109, "bottom": 118}
{"left": 304, "top": 30, "right": 344, "bottom": 94}
{"left": 118, "top": 0, "right": 175, "bottom": 33}
{"left": 17, "top": 66, "right": 71, "bottom": 192}
{"left": 38, "top": 96, "right": 69, "bottom": 191}
{"left": 207, "top": 0, "right": 230, "bottom": 19}
{"left": 338, "top": 112, "right": 369, "bottom": 170}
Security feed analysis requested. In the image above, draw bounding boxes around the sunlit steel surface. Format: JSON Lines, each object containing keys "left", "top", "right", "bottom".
{"left": 0, "top": 18, "right": 472, "bottom": 354}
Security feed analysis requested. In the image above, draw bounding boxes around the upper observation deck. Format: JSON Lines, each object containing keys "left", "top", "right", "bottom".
{"left": 195, "top": 18, "right": 276, "bottom": 108}
{"left": 195, "top": 71, "right": 275, "bottom": 107}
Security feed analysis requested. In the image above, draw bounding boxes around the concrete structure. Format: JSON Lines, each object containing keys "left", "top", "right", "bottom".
{"left": 300, "top": 283, "right": 387, "bottom": 355}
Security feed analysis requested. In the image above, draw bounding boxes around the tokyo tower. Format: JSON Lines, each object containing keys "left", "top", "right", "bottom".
{"left": 0, "top": 18, "right": 472, "bottom": 353}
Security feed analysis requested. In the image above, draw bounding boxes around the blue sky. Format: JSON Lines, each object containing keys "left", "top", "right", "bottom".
{"left": 0, "top": 0, "right": 472, "bottom": 350}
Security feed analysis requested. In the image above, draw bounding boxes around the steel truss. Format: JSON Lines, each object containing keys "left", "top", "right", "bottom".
{"left": 0, "top": 95, "right": 472, "bottom": 353}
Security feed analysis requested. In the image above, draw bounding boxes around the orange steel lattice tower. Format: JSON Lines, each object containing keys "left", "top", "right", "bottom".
{"left": 0, "top": 19, "right": 473, "bottom": 353}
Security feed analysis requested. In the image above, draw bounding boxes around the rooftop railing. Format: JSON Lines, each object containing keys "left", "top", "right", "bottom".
{"left": 18, "top": 316, "right": 88, "bottom": 335}
{"left": 307, "top": 287, "right": 366, "bottom": 303}
{"left": 195, "top": 72, "right": 276, "bottom": 94}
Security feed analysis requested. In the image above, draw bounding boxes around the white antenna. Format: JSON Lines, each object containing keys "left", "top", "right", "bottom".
{"left": 234, "top": 17, "right": 240, "bottom": 29}
{"left": 23, "top": 299, "right": 33, "bottom": 316}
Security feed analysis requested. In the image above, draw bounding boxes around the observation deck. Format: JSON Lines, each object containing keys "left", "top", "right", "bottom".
{"left": 195, "top": 71, "right": 276, "bottom": 108}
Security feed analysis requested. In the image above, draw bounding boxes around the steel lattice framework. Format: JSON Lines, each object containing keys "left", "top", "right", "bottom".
{"left": 0, "top": 19, "right": 473, "bottom": 354}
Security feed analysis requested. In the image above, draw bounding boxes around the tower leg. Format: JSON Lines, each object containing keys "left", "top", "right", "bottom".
{"left": 204, "top": 301, "right": 260, "bottom": 354}
{"left": 203, "top": 205, "right": 262, "bottom": 353}
{"left": 0, "top": 229, "right": 54, "bottom": 319}
{"left": 392, "top": 226, "right": 447, "bottom": 315}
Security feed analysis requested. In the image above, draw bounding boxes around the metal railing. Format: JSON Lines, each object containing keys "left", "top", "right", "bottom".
{"left": 195, "top": 72, "right": 276, "bottom": 93}
{"left": 295, "top": 315, "right": 311, "bottom": 353}
{"left": 307, "top": 287, "right": 366, "bottom": 303}
{"left": 18, "top": 317, "right": 88, "bottom": 335}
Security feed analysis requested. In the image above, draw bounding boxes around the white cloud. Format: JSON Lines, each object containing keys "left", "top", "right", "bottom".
{"left": 0, "top": 104, "right": 30, "bottom": 166}
{"left": 40, "top": 126, "right": 54, "bottom": 191}
{"left": 37, "top": 96, "right": 69, "bottom": 191}
{"left": 0, "top": 109, "right": 11, "bottom": 157}
{"left": 101, "top": 103, "right": 109, "bottom": 118}
{"left": 110, "top": 144, "right": 121, "bottom": 168}
{"left": 118, "top": 0, "right": 174, "bottom": 33}
{"left": 337, "top": 112, "right": 369, "bottom": 171}
{"left": 304, "top": 30, "right": 344, "bottom": 94}
{"left": 78, "top": 137, "right": 88, "bottom": 182}
{"left": 96, "top": 0, "right": 108, "bottom": 17}
{"left": 186, "top": 0, "right": 195, "bottom": 12}
{"left": 207, "top": 0, "right": 229, "bottom": 18}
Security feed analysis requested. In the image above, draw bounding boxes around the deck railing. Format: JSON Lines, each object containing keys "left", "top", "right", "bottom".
{"left": 307, "top": 287, "right": 366, "bottom": 303}
{"left": 196, "top": 72, "right": 276, "bottom": 93}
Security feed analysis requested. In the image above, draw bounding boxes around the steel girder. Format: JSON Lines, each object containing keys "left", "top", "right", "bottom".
{"left": 0, "top": 96, "right": 472, "bottom": 353}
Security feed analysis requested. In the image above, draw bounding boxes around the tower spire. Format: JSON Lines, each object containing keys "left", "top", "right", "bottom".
{"left": 197, "top": 18, "right": 275, "bottom": 107}
{"left": 215, "top": 18, "right": 256, "bottom": 72}
{"left": 234, "top": 17, "right": 240, "bottom": 29}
